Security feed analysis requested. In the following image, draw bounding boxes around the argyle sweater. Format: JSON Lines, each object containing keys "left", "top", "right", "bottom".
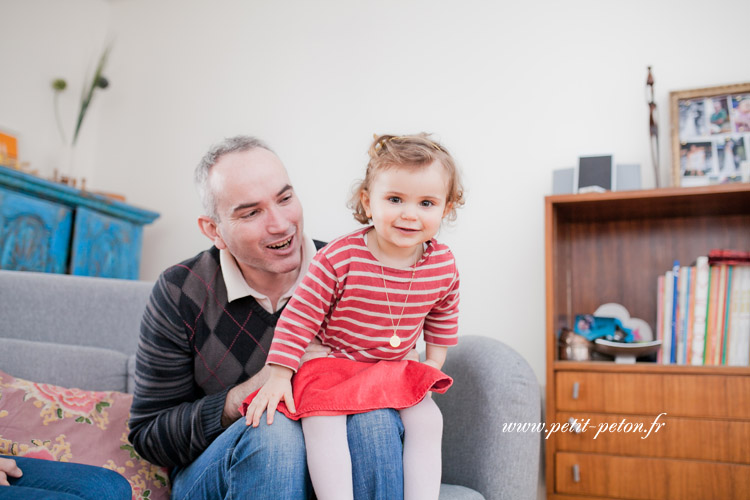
{"left": 128, "top": 245, "right": 322, "bottom": 468}
{"left": 267, "top": 227, "right": 460, "bottom": 371}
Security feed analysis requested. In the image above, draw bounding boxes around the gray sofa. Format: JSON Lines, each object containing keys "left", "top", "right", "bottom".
{"left": 0, "top": 269, "right": 541, "bottom": 500}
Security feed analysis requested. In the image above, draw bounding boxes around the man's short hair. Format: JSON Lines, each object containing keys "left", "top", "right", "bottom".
{"left": 195, "top": 136, "right": 273, "bottom": 220}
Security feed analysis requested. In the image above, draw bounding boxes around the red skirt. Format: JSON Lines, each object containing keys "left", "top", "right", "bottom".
{"left": 239, "top": 358, "right": 453, "bottom": 420}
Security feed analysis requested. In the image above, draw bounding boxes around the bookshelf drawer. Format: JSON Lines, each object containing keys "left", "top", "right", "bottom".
{"left": 556, "top": 412, "right": 750, "bottom": 463}
{"left": 556, "top": 371, "right": 750, "bottom": 418}
{"left": 555, "top": 452, "right": 750, "bottom": 499}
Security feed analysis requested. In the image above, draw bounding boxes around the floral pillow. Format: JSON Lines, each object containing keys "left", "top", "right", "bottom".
{"left": 0, "top": 368, "right": 169, "bottom": 500}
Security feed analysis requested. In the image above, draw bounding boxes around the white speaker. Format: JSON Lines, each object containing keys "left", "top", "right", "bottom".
{"left": 615, "top": 164, "right": 641, "bottom": 191}
{"left": 552, "top": 167, "right": 575, "bottom": 194}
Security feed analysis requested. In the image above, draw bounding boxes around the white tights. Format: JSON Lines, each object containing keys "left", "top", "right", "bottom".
{"left": 301, "top": 397, "right": 443, "bottom": 500}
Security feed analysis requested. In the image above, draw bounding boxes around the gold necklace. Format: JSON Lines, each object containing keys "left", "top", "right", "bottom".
{"left": 380, "top": 256, "right": 419, "bottom": 348}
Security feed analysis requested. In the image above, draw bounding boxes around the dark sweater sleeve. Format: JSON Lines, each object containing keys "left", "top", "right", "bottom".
{"left": 128, "top": 274, "right": 228, "bottom": 468}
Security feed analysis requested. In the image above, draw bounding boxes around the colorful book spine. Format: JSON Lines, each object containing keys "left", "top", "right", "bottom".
{"left": 670, "top": 261, "right": 680, "bottom": 364}
{"left": 712, "top": 265, "right": 728, "bottom": 365}
{"left": 704, "top": 266, "right": 718, "bottom": 365}
{"left": 662, "top": 269, "right": 674, "bottom": 365}
{"left": 721, "top": 266, "right": 734, "bottom": 364}
{"left": 677, "top": 266, "right": 691, "bottom": 364}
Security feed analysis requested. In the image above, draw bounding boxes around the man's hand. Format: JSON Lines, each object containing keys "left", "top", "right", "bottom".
{"left": 299, "top": 337, "right": 331, "bottom": 365}
{"left": 222, "top": 365, "right": 271, "bottom": 428}
{"left": 244, "top": 365, "right": 296, "bottom": 427}
{"left": 0, "top": 457, "right": 22, "bottom": 486}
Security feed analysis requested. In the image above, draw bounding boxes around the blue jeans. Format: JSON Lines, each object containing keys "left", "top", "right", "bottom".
{"left": 171, "top": 409, "right": 404, "bottom": 500}
{"left": 2, "top": 455, "right": 131, "bottom": 500}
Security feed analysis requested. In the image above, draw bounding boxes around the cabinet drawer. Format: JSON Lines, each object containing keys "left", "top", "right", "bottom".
{"left": 556, "top": 371, "right": 750, "bottom": 418}
{"left": 556, "top": 412, "right": 750, "bottom": 464}
{"left": 555, "top": 452, "right": 750, "bottom": 499}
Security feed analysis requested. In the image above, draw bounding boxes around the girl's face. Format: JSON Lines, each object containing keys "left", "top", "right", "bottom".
{"left": 361, "top": 160, "right": 450, "bottom": 260}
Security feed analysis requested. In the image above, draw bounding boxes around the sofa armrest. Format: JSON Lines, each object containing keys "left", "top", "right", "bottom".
{"left": 434, "top": 335, "right": 541, "bottom": 500}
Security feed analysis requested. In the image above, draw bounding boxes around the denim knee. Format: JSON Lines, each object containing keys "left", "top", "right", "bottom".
{"left": 85, "top": 467, "right": 132, "bottom": 500}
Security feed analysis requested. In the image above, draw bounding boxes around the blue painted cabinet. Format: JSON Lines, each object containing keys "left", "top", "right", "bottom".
{"left": 0, "top": 166, "right": 159, "bottom": 279}
{"left": 0, "top": 187, "right": 73, "bottom": 273}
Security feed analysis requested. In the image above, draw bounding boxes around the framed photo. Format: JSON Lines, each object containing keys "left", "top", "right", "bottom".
{"left": 671, "top": 83, "right": 750, "bottom": 187}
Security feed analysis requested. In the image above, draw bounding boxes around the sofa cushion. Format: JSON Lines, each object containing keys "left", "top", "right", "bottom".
{"left": 0, "top": 338, "right": 130, "bottom": 392}
{"left": 0, "top": 368, "right": 170, "bottom": 500}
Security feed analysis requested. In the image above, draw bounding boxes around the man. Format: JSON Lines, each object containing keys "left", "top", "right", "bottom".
{"left": 128, "top": 136, "right": 405, "bottom": 499}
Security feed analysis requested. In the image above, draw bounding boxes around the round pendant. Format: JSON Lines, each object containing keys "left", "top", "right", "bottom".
{"left": 389, "top": 335, "right": 401, "bottom": 348}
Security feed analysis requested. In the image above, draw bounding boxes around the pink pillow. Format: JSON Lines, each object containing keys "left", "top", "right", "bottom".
{"left": 0, "top": 368, "right": 170, "bottom": 500}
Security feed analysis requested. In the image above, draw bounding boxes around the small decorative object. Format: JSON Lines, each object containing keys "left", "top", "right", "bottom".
{"left": 51, "top": 45, "right": 112, "bottom": 186}
{"left": 592, "top": 339, "right": 662, "bottom": 364}
{"left": 0, "top": 130, "right": 18, "bottom": 168}
{"left": 587, "top": 303, "right": 662, "bottom": 364}
{"left": 670, "top": 82, "right": 750, "bottom": 187}
{"left": 558, "top": 328, "right": 592, "bottom": 361}
{"left": 646, "top": 66, "right": 661, "bottom": 187}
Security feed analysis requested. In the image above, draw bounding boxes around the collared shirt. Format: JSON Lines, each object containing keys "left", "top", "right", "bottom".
{"left": 220, "top": 235, "right": 317, "bottom": 313}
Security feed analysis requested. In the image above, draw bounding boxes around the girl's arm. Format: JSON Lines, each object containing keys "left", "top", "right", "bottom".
{"left": 424, "top": 344, "right": 448, "bottom": 370}
{"left": 244, "top": 365, "right": 296, "bottom": 427}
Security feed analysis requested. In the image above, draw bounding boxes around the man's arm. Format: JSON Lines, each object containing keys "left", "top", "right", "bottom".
{"left": 128, "top": 275, "right": 228, "bottom": 468}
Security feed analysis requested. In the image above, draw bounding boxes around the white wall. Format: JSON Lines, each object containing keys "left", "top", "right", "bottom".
{"left": 3, "top": 0, "right": 750, "bottom": 389}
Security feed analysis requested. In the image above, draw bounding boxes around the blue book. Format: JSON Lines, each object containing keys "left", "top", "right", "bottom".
{"left": 670, "top": 260, "right": 680, "bottom": 364}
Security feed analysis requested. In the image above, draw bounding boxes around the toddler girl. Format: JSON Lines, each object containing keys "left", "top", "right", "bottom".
{"left": 242, "top": 133, "right": 464, "bottom": 500}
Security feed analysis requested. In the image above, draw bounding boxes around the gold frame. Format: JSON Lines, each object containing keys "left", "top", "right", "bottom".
{"left": 670, "top": 82, "right": 750, "bottom": 187}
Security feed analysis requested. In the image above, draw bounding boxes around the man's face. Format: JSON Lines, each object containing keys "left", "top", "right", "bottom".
{"left": 205, "top": 148, "right": 304, "bottom": 279}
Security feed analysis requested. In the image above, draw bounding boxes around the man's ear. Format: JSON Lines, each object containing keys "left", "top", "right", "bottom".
{"left": 198, "top": 216, "right": 227, "bottom": 250}
{"left": 360, "top": 190, "right": 372, "bottom": 218}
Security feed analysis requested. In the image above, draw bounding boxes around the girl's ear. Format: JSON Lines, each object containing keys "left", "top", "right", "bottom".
{"left": 361, "top": 190, "right": 372, "bottom": 218}
{"left": 442, "top": 201, "right": 454, "bottom": 218}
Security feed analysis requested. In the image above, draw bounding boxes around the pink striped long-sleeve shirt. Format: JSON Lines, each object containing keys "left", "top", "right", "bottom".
{"left": 266, "top": 227, "right": 460, "bottom": 371}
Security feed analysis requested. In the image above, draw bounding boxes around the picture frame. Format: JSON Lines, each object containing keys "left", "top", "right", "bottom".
{"left": 670, "top": 82, "right": 750, "bottom": 187}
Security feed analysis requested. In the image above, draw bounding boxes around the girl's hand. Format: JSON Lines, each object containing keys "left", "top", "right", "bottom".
{"left": 244, "top": 365, "right": 295, "bottom": 427}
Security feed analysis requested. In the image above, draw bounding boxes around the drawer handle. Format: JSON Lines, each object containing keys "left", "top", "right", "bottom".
{"left": 568, "top": 417, "right": 582, "bottom": 434}
{"left": 572, "top": 381, "right": 579, "bottom": 400}
{"left": 572, "top": 464, "right": 580, "bottom": 483}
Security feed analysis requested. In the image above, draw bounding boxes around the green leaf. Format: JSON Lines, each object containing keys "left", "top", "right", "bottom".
{"left": 72, "top": 44, "right": 112, "bottom": 145}
{"left": 57, "top": 408, "right": 63, "bottom": 418}
{"left": 76, "top": 416, "right": 85, "bottom": 423}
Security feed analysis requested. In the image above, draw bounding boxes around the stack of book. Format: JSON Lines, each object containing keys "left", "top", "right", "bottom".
{"left": 656, "top": 249, "right": 750, "bottom": 366}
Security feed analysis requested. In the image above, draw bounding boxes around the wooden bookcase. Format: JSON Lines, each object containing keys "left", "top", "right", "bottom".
{"left": 544, "top": 184, "right": 750, "bottom": 500}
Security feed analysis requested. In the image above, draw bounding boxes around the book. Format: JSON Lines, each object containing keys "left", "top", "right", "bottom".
{"left": 670, "top": 261, "right": 680, "bottom": 364}
{"left": 728, "top": 266, "right": 750, "bottom": 366}
{"left": 710, "top": 265, "right": 728, "bottom": 365}
{"left": 661, "top": 269, "right": 674, "bottom": 365}
{"left": 677, "top": 266, "right": 690, "bottom": 364}
{"left": 721, "top": 266, "right": 735, "bottom": 364}
{"left": 685, "top": 264, "right": 697, "bottom": 365}
{"left": 708, "top": 249, "right": 750, "bottom": 266}
{"left": 656, "top": 274, "right": 665, "bottom": 364}
{"left": 704, "top": 266, "right": 718, "bottom": 365}
{"left": 690, "top": 256, "right": 710, "bottom": 365}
